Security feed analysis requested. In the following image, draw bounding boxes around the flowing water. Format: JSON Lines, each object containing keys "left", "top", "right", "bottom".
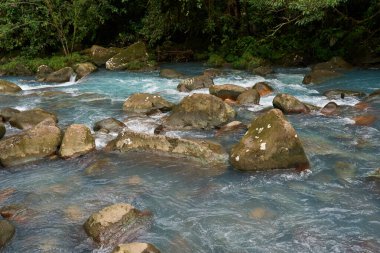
{"left": 0, "top": 64, "right": 380, "bottom": 252}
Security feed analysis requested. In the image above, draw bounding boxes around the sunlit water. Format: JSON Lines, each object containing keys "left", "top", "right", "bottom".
{"left": 1, "top": 63, "right": 380, "bottom": 252}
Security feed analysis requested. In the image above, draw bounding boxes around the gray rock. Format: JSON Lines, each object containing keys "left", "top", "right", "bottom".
{"left": 59, "top": 124, "right": 95, "bottom": 159}
{"left": 177, "top": 75, "right": 214, "bottom": 92}
{"left": 94, "top": 118, "right": 125, "bottom": 133}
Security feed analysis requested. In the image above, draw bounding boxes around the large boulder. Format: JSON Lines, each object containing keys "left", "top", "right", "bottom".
{"left": 323, "top": 89, "right": 366, "bottom": 99}
{"left": 0, "top": 108, "right": 20, "bottom": 122}
{"left": 35, "top": 65, "right": 53, "bottom": 81}
{"left": 43, "top": 67, "right": 74, "bottom": 83}
{"left": 0, "top": 220, "right": 15, "bottom": 247}
{"left": 9, "top": 108, "right": 58, "bottom": 130}
{"left": 237, "top": 89, "right": 260, "bottom": 105}
{"left": 94, "top": 118, "right": 126, "bottom": 133}
{"left": 164, "top": 94, "right": 236, "bottom": 130}
{"left": 159, "top": 68, "right": 185, "bottom": 79}
{"left": 0, "top": 119, "right": 62, "bottom": 167}
{"left": 177, "top": 75, "right": 214, "bottom": 92}
{"left": 106, "top": 42, "right": 152, "bottom": 71}
{"left": 230, "top": 109, "right": 309, "bottom": 171}
{"left": 107, "top": 130, "right": 228, "bottom": 167}
{"left": 0, "top": 80, "right": 22, "bottom": 94}
{"left": 253, "top": 82, "right": 274, "bottom": 97}
{"left": 59, "top": 124, "right": 95, "bottom": 159}
{"left": 209, "top": 84, "right": 246, "bottom": 100}
{"left": 313, "top": 56, "right": 352, "bottom": 71}
{"left": 112, "top": 243, "right": 160, "bottom": 253}
{"left": 123, "top": 93, "right": 174, "bottom": 115}
{"left": 303, "top": 57, "right": 352, "bottom": 84}
{"left": 0, "top": 123, "right": 5, "bottom": 139}
{"left": 273, "top": 94, "right": 310, "bottom": 114}
{"left": 83, "top": 203, "right": 151, "bottom": 244}
{"left": 85, "top": 45, "right": 122, "bottom": 66}
{"left": 302, "top": 69, "right": 341, "bottom": 84}
{"left": 74, "top": 62, "right": 97, "bottom": 80}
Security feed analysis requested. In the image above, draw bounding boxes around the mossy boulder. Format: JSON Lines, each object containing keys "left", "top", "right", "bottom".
{"left": 112, "top": 243, "right": 161, "bottom": 253}
{"left": 94, "top": 118, "right": 125, "bottom": 133}
{"left": 164, "top": 94, "right": 236, "bottom": 130}
{"left": 230, "top": 109, "right": 309, "bottom": 171}
{"left": 74, "top": 62, "right": 97, "bottom": 80}
{"left": 0, "top": 108, "right": 20, "bottom": 122}
{"left": 0, "top": 119, "right": 62, "bottom": 167}
{"left": 9, "top": 108, "right": 58, "bottom": 130}
{"left": 273, "top": 94, "right": 310, "bottom": 114}
{"left": 313, "top": 56, "right": 352, "bottom": 71}
{"left": 177, "top": 75, "right": 214, "bottom": 92}
{"left": 303, "top": 57, "right": 352, "bottom": 84}
{"left": 123, "top": 93, "right": 174, "bottom": 115}
{"left": 107, "top": 130, "right": 228, "bottom": 167}
{"left": 237, "top": 89, "right": 260, "bottom": 105}
{"left": 159, "top": 69, "right": 185, "bottom": 79}
{"left": 59, "top": 124, "right": 95, "bottom": 159}
{"left": 209, "top": 84, "right": 246, "bottom": 100}
{"left": 253, "top": 82, "right": 274, "bottom": 97}
{"left": 85, "top": 45, "right": 122, "bottom": 66}
{"left": 35, "top": 65, "right": 53, "bottom": 81}
{"left": 0, "top": 80, "right": 22, "bottom": 94}
{"left": 106, "top": 42, "right": 152, "bottom": 71}
{"left": 83, "top": 203, "right": 151, "bottom": 245}
{"left": 0, "top": 220, "right": 15, "bottom": 248}
{"left": 0, "top": 123, "right": 5, "bottom": 139}
{"left": 43, "top": 67, "right": 74, "bottom": 83}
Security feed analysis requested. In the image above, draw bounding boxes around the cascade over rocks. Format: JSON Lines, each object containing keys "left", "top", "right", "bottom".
{"left": 42, "top": 67, "right": 74, "bottom": 83}
{"left": 0, "top": 119, "right": 62, "bottom": 167}
{"left": 303, "top": 57, "right": 352, "bottom": 84}
{"left": 123, "top": 93, "right": 174, "bottom": 115}
{"left": 253, "top": 82, "right": 274, "bottom": 97}
{"left": 164, "top": 93, "right": 236, "bottom": 130}
{"left": 273, "top": 94, "right": 310, "bottom": 114}
{"left": 112, "top": 242, "right": 161, "bottom": 253}
{"left": 59, "top": 124, "right": 95, "bottom": 159}
{"left": 9, "top": 108, "right": 58, "bottom": 130}
{"left": 230, "top": 109, "right": 309, "bottom": 171}
{"left": 159, "top": 68, "right": 185, "bottom": 79}
{"left": 74, "top": 62, "right": 97, "bottom": 80}
{"left": 209, "top": 84, "right": 246, "bottom": 100}
{"left": 177, "top": 75, "right": 214, "bottom": 92}
{"left": 0, "top": 220, "right": 15, "bottom": 247}
{"left": 237, "top": 89, "right": 260, "bottom": 105}
{"left": 83, "top": 203, "right": 152, "bottom": 245}
{"left": 94, "top": 118, "right": 126, "bottom": 133}
{"left": 107, "top": 130, "right": 228, "bottom": 167}
{"left": 0, "top": 80, "right": 22, "bottom": 94}
{"left": 106, "top": 42, "right": 153, "bottom": 71}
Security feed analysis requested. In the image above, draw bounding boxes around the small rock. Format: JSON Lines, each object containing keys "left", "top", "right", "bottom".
{"left": 273, "top": 94, "right": 310, "bottom": 114}
{"left": 59, "top": 124, "right": 95, "bottom": 159}
{"left": 323, "top": 89, "right": 366, "bottom": 99}
{"left": 249, "top": 207, "right": 273, "bottom": 219}
{"left": 43, "top": 67, "right": 74, "bottom": 83}
{"left": 85, "top": 45, "right": 122, "bottom": 66}
{"left": 74, "top": 62, "right": 97, "bottom": 80}
{"left": 0, "top": 80, "right": 22, "bottom": 94}
{"left": 209, "top": 84, "right": 246, "bottom": 100}
{"left": 321, "top": 102, "right": 339, "bottom": 115}
{"left": 93, "top": 118, "right": 126, "bottom": 133}
{"left": 252, "top": 82, "right": 274, "bottom": 97}
{"left": 0, "top": 123, "right": 5, "bottom": 139}
{"left": 177, "top": 75, "right": 214, "bottom": 92}
{"left": 112, "top": 242, "right": 160, "bottom": 253}
{"left": 35, "top": 65, "right": 53, "bottom": 81}
{"left": 159, "top": 69, "right": 185, "bottom": 79}
{"left": 203, "top": 68, "right": 224, "bottom": 78}
{"left": 216, "top": 121, "right": 246, "bottom": 136}
{"left": 252, "top": 65, "right": 273, "bottom": 76}
{"left": 123, "top": 93, "right": 174, "bottom": 115}
{"left": 237, "top": 89, "right": 260, "bottom": 105}
{"left": 0, "top": 220, "right": 15, "bottom": 247}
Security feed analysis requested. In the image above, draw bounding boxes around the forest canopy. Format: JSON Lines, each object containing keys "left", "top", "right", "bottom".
{"left": 0, "top": 0, "right": 379, "bottom": 63}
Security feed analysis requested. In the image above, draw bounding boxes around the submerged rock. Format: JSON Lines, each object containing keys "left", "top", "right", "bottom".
{"left": 0, "top": 119, "right": 62, "bottom": 167}
{"left": 59, "top": 124, "right": 95, "bottom": 159}
{"left": 0, "top": 80, "right": 22, "bottom": 94}
{"left": 209, "top": 84, "right": 246, "bottom": 100}
{"left": 230, "top": 109, "right": 309, "bottom": 171}
{"left": 159, "top": 68, "right": 185, "bottom": 79}
{"left": 252, "top": 82, "right": 274, "bottom": 97}
{"left": 74, "top": 62, "right": 97, "bottom": 80}
{"left": 177, "top": 75, "right": 214, "bottom": 92}
{"left": 237, "top": 89, "right": 260, "bottom": 105}
{"left": 164, "top": 94, "right": 236, "bottom": 130}
{"left": 9, "top": 108, "right": 58, "bottom": 130}
{"left": 93, "top": 118, "right": 125, "bottom": 133}
{"left": 83, "top": 203, "right": 151, "bottom": 244}
{"left": 0, "top": 220, "right": 15, "bottom": 247}
{"left": 123, "top": 93, "right": 174, "bottom": 115}
{"left": 106, "top": 42, "right": 152, "bottom": 71}
{"left": 107, "top": 130, "right": 228, "bottom": 167}
{"left": 273, "top": 94, "right": 310, "bottom": 114}
{"left": 323, "top": 89, "right": 366, "bottom": 99}
{"left": 0, "top": 123, "right": 5, "bottom": 139}
{"left": 112, "top": 242, "right": 161, "bottom": 253}
{"left": 353, "top": 115, "right": 377, "bottom": 126}
{"left": 43, "top": 67, "right": 74, "bottom": 83}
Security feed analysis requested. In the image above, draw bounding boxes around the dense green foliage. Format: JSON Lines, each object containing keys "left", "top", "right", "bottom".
{"left": 0, "top": 0, "right": 379, "bottom": 64}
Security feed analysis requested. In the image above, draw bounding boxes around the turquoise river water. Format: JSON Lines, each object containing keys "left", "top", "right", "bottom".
{"left": 0, "top": 63, "right": 379, "bottom": 252}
